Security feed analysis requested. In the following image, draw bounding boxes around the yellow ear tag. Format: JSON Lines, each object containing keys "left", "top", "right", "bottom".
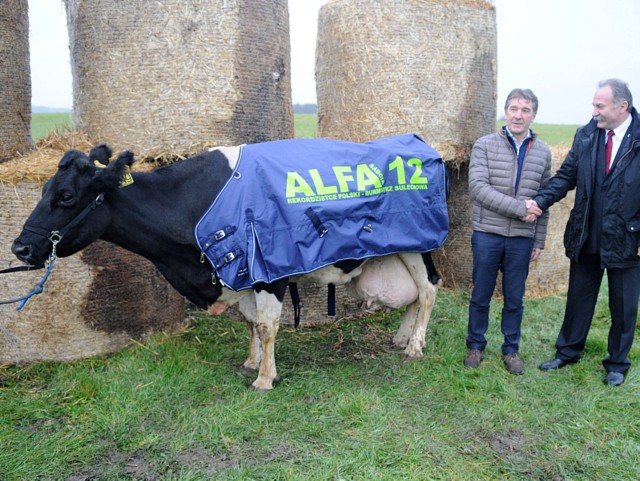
{"left": 119, "top": 165, "right": 134, "bottom": 188}
{"left": 93, "top": 157, "right": 134, "bottom": 187}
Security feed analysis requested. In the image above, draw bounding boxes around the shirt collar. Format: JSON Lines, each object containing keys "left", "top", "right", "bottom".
{"left": 503, "top": 126, "right": 532, "bottom": 147}
{"left": 609, "top": 113, "right": 632, "bottom": 140}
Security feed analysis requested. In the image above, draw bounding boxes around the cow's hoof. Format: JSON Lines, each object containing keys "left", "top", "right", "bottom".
{"left": 250, "top": 381, "right": 274, "bottom": 392}
{"left": 250, "top": 385, "right": 273, "bottom": 393}
{"left": 392, "top": 339, "right": 408, "bottom": 350}
{"left": 392, "top": 334, "right": 409, "bottom": 348}
{"left": 402, "top": 353, "right": 423, "bottom": 363}
{"left": 238, "top": 365, "right": 258, "bottom": 377}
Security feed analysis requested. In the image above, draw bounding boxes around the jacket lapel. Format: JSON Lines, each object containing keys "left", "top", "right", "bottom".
{"left": 609, "top": 117, "right": 638, "bottom": 182}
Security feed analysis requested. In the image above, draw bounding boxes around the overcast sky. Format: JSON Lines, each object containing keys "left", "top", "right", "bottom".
{"left": 29, "top": 0, "right": 640, "bottom": 125}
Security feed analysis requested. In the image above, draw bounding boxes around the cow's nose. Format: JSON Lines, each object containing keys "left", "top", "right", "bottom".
{"left": 11, "top": 240, "right": 32, "bottom": 261}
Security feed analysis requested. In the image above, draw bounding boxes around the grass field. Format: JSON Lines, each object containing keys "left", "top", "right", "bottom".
{"left": 1, "top": 291, "right": 637, "bottom": 480}
{"left": 5, "top": 114, "right": 635, "bottom": 480}
{"left": 293, "top": 113, "right": 318, "bottom": 138}
{"left": 499, "top": 121, "right": 579, "bottom": 146}
{"left": 31, "top": 112, "right": 73, "bottom": 141}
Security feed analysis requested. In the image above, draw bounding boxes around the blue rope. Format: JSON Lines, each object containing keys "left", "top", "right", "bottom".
{"left": 0, "top": 261, "right": 56, "bottom": 311}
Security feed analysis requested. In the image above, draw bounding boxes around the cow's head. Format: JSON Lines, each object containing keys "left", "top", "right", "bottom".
{"left": 11, "top": 144, "right": 136, "bottom": 266}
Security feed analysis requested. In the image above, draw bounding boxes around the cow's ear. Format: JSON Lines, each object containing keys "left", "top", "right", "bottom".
{"left": 92, "top": 151, "right": 136, "bottom": 190}
{"left": 113, "top": 150, "right": 136, "bottom": 169}
{"left": 89, "top": 144, "right": 113, "bottom": 167}
{"left": 58, "top": 149, "right": 91, "bottom": 170}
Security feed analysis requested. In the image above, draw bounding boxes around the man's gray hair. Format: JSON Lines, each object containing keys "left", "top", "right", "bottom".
{"left": 504, "top": 88, "right": 539, "bottom": 115}
{"left": 599, "top": 78, "right": 633, "bottom": 111}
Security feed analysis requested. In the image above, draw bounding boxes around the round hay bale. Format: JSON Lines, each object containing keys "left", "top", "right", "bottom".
{"left": 435, "top": 165, "right": 474, "bottom": 289}
{"left": 0, "top": 0, "right": 31, "bottom": 161}
{"left": 315, "top": 0, "right": 496, "bottom": 289}
{"left": 64, "top": 0, "right": 293, "bottom": 159}
{"left": 0, "top": 158, "right": 187, "bottom": 364}
{"left": 280, "top": 283, "right": 363, "bottom": 326}
{"left": 316, "top": 0, "right": 496, "bottom": 163}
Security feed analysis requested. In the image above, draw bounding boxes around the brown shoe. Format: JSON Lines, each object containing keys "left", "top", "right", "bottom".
{"left": 464, "top": 349, "right": 484, "bottom": 368}
{"left": 503, "top": 353, "right": 524, "bottom": 375}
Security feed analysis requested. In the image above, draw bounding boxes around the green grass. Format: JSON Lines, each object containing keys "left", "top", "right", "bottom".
{"left": 1, "top": 291, "right": 638, "bottom": 480}
{"left": 31, "top": 112, "right": 72, "bottom": 141}
{"left": 293, "top": 113, "right": 318, "bottom": 138}
{"left": 529, "top": 123, "right": 579, "bottom": 146}
{"left": 498, "top": 121, "right": 580, "bottom": 146}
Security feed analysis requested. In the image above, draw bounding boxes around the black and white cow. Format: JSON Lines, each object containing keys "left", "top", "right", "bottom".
{"left": 11, "top": 144, "right": 441, "bottom": 390}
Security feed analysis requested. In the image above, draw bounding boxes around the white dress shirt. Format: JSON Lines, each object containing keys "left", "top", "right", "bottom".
{"left": 607, "top": 113, "right": 633, "bottom": 169}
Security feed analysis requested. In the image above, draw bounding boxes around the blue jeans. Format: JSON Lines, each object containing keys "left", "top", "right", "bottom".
{"left": 467, "top": 231, "right": 534, "bottom": 354}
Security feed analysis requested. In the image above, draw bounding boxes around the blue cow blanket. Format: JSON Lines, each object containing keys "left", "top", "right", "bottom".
{"left": 195, "top": 133, "right": 449, "bottom": 291}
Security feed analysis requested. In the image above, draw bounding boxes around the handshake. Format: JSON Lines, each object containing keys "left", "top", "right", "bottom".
{"left": 522, "top": 199, "right": 542, "bottom": 223}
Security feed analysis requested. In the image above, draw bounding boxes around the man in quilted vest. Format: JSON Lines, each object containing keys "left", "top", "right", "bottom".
{"left": 464, "top": 89, "right": 552, "bottom": 375}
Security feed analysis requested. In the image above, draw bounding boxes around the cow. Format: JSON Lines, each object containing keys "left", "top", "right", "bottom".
{"left": 11, "top": 141, "right": 445, "bottom": 390}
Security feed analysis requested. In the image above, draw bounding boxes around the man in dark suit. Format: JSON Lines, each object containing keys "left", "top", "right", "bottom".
{"left": 531, "top": 79, "right": 640, "bottom": 387}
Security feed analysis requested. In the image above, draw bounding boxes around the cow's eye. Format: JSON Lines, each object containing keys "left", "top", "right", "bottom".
{"left": 58, "top": 192, "right": 74, "bottom": 205}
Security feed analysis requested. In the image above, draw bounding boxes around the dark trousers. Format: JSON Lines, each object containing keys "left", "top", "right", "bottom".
{"left": 556, "top": 252, "right": 640, "bottom": 374}
{"left": 467, "top": 231, "right": 534, "bottom": 354}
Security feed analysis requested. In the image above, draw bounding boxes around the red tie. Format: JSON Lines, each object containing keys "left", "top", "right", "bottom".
{"left": 605, "top": 130, "right": 614, "bottom": 175}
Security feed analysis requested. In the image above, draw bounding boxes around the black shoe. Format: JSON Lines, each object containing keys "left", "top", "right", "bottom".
{"left": 604, "top": 371, "right": 625, "bottom": 387}
{"left": 539, "top": 358, "right": 573, "bottom": 371}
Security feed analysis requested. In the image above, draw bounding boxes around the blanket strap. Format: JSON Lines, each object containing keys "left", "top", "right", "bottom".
{"left": 288, "top": 282, "right": 301, "bottom": 328}
{"left": 328, "top": 283, "right": 336, "bottom": 317}
{"left": 304, "top": 207, "right": 328, "bottom": 237}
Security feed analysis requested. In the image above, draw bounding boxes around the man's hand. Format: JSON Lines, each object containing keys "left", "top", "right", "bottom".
{"left": 522, "top": 200, "right": 542, "bottom": 223}
{"left": 531, "top": 247, "right": 542, "bottom": 262}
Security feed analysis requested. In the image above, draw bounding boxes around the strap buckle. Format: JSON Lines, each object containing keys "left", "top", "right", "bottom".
{"left": 48, "top": 231, "right": 63, "bottom": 244}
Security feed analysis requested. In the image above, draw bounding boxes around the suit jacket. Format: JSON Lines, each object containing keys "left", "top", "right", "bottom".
{"left": 534, "top": 108, "right": 640, "bottom": 268}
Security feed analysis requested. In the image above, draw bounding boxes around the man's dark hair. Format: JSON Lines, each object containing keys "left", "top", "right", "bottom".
{"left": 504, "top": 88, "right": 539, "bottom": 115}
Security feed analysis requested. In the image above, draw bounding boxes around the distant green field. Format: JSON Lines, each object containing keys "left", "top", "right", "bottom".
{"left": 293, "top": 113, "right": 317, "bottom": 138}
{"left": 31, "top": 112, "right": 73, "bottom": 141}
{"left": 31, "top": 113, "right": 579, "bottom": 146}
{"left": 500, "top": 121, "right": 579, "bottom": 146}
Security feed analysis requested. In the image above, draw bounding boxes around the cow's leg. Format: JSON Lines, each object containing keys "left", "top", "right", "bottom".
{"left": 251, "top": 290, "right": 284, "bottom": 391}
{"left": 243, "top": 323, "right": 262, "bottom": 371}
{"left": 393, "top": 302, "right": 418, "bottom": 348}
{"left": 237, "top": 296, "right": 261, "bottom": 371}
{"left": 397, "top": 253, "right": 437, "bottom": 359}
